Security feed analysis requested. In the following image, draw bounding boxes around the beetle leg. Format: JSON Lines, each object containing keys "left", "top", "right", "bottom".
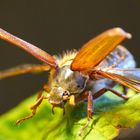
{"left": 79, "top": 91, "right": 94, "bottom": 136}
{"left": 93, "top": 87, "right": 129, "bottom": 100}
{"left": 122, "top": 85, "right": 128, "bottom": 95}
{"left": 36, "top": 84, "right": 51, "bottom": 100}
{"left": 87, "top": 91, "right": 94, "bottom": 119}
{"left": 0, "top": 64, "right": 50, "bottom": 80}
{"left": 16, "top": 95, "right": 47, "bottom": 124}
{"left": 36, "top": 89, "right": 44, "bottom": 100}
{"left": 36, "top": 68, "right": 56, "bottom": 99}
{"left": 77, "top": 87, "right": 128, "bottom": 135}
{"left": 75, "top": 91, "right": 89, "bottom": 103}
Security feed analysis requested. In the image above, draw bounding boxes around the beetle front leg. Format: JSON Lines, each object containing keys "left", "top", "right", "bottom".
{"left": 36, "top": 84, "right": 51, "bottom": 100}
{"left": 16, "top": 95, "right": 48, "bottom": 124}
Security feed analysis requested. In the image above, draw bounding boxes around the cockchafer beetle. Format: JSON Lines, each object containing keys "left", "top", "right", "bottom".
{"left": 0, "top": 27, "right": 139, "bottom": 135}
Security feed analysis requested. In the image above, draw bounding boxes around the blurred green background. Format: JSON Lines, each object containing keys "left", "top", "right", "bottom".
{"left": 0, "top": 0, "right": 140, "bottom": 139}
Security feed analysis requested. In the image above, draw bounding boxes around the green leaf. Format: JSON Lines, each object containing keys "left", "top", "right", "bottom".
{"left": 0, "top": 87, "right": 140, "bottom": 140}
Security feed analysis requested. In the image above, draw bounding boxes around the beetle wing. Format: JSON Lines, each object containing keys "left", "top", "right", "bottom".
{"left": 93, "top": 68, "right": 140, "bottom": 92}
{"left": 0, "top": 28, "right": 58, "bottom": 68}
{"left": 103, "top": 68, "right": 140, "bottom": 83}
{"left": 71, "top": 28, "right": 131, "bottom": 72}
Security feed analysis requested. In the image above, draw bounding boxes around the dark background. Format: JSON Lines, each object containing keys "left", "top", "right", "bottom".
{"left": 0, "top": 0, "right": 140, "bottom": 139}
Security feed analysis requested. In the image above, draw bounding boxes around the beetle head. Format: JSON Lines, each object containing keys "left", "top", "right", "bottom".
{"left": 48, "top": 87, "right": 70, "bottom": 108}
